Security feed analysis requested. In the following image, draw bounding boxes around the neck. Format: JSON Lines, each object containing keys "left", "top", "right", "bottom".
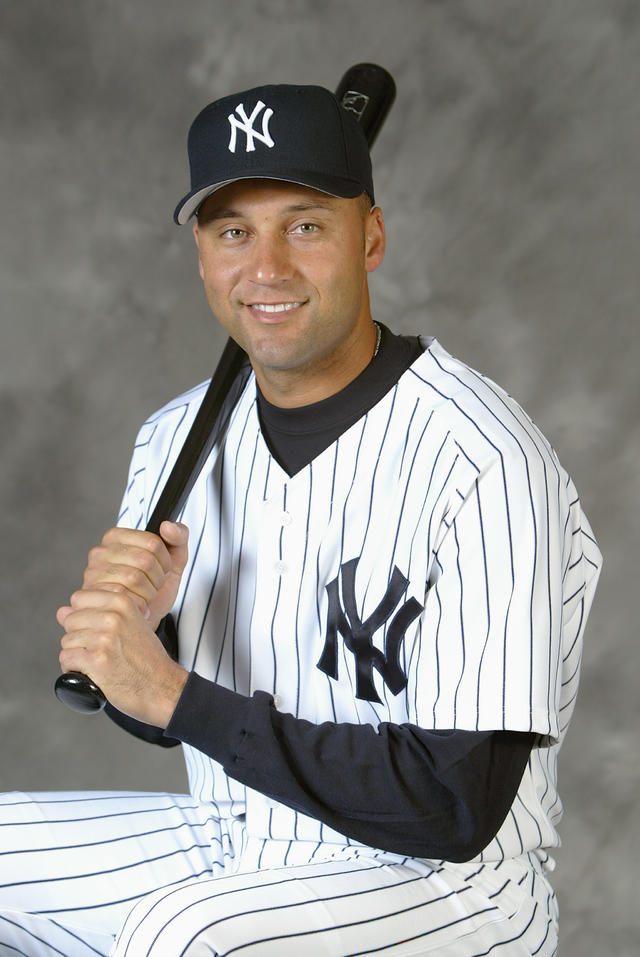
{"left": 254, "top": 319, "right": 380, "bottom": 408}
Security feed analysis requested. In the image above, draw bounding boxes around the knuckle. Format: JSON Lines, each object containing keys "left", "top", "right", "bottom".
{"left": 148, "top": 543, "right": 164, "bottom": 565}
{"left": 146, "top": 532, "right": 167, "bottom": 556}
{"left": 121, "top": 567, "right": 146, "bottom": 594}
{"left": 87, "top": 544, "right": 106, "bottom": 566}
{"left": 102, "top": 610, "right": 122, "bottom": 632}
{"left": 132, "top": 549, "right": 155, "bottom": 575}
{"left": 96, "top": 631, "right": 113, "bottom": 652}
{"left": 115, "top": 592, "right": 136, "bottom": 613}
{"left": 123, "top": 565, "right": 144, "bottom": 587}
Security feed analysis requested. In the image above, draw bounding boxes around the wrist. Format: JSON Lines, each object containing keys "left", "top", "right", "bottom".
{"left": 155, "top": 664, "right": 189, "bottom": 729}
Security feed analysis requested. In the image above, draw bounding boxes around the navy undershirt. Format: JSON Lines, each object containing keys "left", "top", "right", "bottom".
{"left": 107, "top": 325, "right": 536, "bottom": 860}
{"left": 256, "top": 324, "right": 424, "bottom": 476}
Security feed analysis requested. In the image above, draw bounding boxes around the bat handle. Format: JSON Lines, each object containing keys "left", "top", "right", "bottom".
{"left": 54, "top": 671, "right": 107, "bottom": 713}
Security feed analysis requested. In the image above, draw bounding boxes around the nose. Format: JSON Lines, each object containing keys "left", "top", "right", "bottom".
{"left": 248, "top": 234, "right": 293, "bottom": 284}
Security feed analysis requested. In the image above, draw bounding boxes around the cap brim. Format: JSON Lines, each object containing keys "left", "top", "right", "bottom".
{"left": 173, "top": 172, "right": 368, "bottom": 225}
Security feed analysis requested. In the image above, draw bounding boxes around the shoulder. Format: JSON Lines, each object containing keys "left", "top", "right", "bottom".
{"left": 146, "top": 378, "right": 213, "bottom": 427}
{"left": 133, "top": 364, "right": 255, "bottom": 468}
{"left": 132, "top": 379, "right": 212, "bottom": 456}
{"left": 143, "top": 362, "right": 254, "bottom": 437}
{"left": 405, "top": 338, "right": 563, "bottom": 480}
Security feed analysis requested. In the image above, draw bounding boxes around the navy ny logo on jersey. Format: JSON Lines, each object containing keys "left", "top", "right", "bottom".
{"left": 317, "top": 558, "right": 424, "bottom": 702}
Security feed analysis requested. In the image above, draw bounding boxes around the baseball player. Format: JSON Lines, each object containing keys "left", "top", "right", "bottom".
{"left": 0, "top": 83, "right": 601, "bottom": 956}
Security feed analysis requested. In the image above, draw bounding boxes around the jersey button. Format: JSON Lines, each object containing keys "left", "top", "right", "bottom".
{"left": 274, "top": 560, "right": 288, "bottom": 575}
{"left": 273, "top": 694, "right": 283, "bottom": 709}
{"left": 280, "top": 511, "right": 293, "bottom": 526}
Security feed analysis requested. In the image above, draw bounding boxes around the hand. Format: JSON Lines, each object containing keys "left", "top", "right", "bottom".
{"left": 56, "top": 521, "right": 190, "bottom": 724}
{"left": 57, "top": 588, "right": 188, "bottom": 727}
{"left": 80, "top": 522, "right": 189, "bottom": 631}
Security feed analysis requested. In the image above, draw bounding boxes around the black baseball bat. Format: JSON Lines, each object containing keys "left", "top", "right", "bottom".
{"left": 54, "top": 62, "right": 397, "bottom": 714}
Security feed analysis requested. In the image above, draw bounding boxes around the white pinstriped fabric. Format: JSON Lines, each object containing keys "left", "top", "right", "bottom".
{"left": 0, "top": 790, "right": 558, "bottom": 956}
{"left": 0, "top": 791, "right": 213, "bottom": 955}
{"left": 0, "top": 337, "right": 600, "bottom": 955}
{"left": 123, "top": 337, "right": 600, "bottom": 864}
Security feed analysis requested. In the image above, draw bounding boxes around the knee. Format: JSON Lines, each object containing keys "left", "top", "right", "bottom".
{"left": 112, "top": 882, "right": 222, "bottom": 957}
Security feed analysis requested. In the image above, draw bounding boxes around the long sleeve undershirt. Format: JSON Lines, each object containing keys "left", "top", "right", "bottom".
{"left": 165, "top": 674, "right": 535, "bottom": 861}
{"left": 106, "top": 324, "right": 536, "bottom": 860}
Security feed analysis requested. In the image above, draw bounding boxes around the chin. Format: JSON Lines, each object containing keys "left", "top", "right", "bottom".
{"left": 249, "top": 331, "right": 313, "bottom": 369}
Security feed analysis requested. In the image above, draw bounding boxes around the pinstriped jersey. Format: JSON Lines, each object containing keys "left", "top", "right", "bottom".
{"left": 118, "top": 336, "right": 601, "bottom": 868}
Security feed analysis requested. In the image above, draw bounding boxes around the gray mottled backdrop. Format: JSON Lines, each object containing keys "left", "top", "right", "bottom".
{"left": 1, "top": 1, "right": 637, "bottom": 953}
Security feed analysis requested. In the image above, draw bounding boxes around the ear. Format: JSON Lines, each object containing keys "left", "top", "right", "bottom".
{"left": 364, "top": 205, "right": 385, "bottom": 274}
{"left": 192, "top": 221, "right": 204, "bottom": 280}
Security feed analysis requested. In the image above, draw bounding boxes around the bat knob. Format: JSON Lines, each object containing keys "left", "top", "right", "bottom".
{"left": 54, "top": 672, "right": 107, "bottom": 714}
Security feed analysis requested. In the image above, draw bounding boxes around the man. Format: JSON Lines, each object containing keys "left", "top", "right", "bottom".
{"left": 0, "top": 83, "right": 601, "bottom": 956}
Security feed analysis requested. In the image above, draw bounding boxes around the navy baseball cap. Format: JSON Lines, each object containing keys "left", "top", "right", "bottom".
{"left": 173, "top": 83, "right": 374, "bottom": 224}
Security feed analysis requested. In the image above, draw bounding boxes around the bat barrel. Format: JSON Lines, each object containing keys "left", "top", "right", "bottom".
{"left": 335, "top": 63, "right": 396, "bottom": 148}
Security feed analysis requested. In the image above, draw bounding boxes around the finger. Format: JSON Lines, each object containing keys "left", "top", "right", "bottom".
{"left": 67, "top": 588, "right": 138, "bottom": 622}
{"left": 82, "top": 581, "right": 152, "bottom": 617}
{"left": 59, "top": 643, "right": 94, "bottom": 676}
{"left": 60, "top": 623, "right": 110, "bottom": 650}
{"left": 159, "top": 522, "right": 190, "bottom": 576}
{"left": 158, "top": 521, "right": 189, "bottom": 547}
{"left": 56, "top": 605, "right": 72, "bottom": 627}
{"left": 98, "top": 527, "right": 174, "bottom": 575}
{"left": 82, "top": 565, "right": 159, "bottom": 611}
{"left": 101, "top": 525, "right": 173, "bottom": 559}
{"left": 58, "top": 637, "right": 109, "bottom": 680}
{"left": 85, "top": 545, "right": 170, "bottom": 593}
{"left": 87, "top": 540, "right": 171, "bottom": 581}
{"left": 61, "top": 608, "right": 119, "bottom": 641}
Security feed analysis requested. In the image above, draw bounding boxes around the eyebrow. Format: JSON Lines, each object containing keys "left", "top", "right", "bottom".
{"left": 198, "top": 200, "right": 337, "bottom": 223}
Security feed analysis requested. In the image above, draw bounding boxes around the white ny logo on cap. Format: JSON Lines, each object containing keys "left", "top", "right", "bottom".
{"left": 227, "top": 100, "right": 275, "bottom": 153}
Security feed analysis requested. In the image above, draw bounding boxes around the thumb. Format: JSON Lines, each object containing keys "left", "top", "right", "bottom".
{"left": 158, "top": 521, "right": 189, "bottom": 575}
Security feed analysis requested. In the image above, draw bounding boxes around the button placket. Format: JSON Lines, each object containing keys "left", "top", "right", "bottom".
{"left": 253, "top": 484, "right": 297, "bottom": 710}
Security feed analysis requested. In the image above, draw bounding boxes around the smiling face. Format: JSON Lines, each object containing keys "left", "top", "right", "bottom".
{"left": 192, "top": 179, "right": 385, "bottom": 407}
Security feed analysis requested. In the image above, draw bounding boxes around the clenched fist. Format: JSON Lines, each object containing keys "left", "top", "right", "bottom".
{"left": 56, "top": 522, "right": 190, "bottom": 726}
{"left": 80, "top": 522, "right": 189, "bottom": 631}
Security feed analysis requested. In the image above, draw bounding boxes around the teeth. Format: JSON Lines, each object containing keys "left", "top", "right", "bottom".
{"left": 251, "top": 302, "right": 301, "bottom": 313}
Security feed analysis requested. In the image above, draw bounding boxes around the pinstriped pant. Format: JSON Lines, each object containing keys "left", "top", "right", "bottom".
{"left": 0, "top": 792, "right": 558, "bottom": 956}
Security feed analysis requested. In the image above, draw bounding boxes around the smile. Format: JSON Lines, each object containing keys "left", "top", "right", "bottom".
{"left": 249, "top": 302, "right": 304, "bottom": 314}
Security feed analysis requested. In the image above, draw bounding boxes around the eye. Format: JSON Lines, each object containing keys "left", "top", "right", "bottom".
{"left": 222, "top": 227, "right": 247, "bottom": 240}
{"left": 292, "top": 222, "right": 319, "bottom": 235}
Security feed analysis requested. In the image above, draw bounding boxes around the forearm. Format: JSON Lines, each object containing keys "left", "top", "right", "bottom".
{"left": 103, "top": 614, "right": 182, "bottom": 746}
{"left": 166, "top": 672, "right": 535, "bottom": 860}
